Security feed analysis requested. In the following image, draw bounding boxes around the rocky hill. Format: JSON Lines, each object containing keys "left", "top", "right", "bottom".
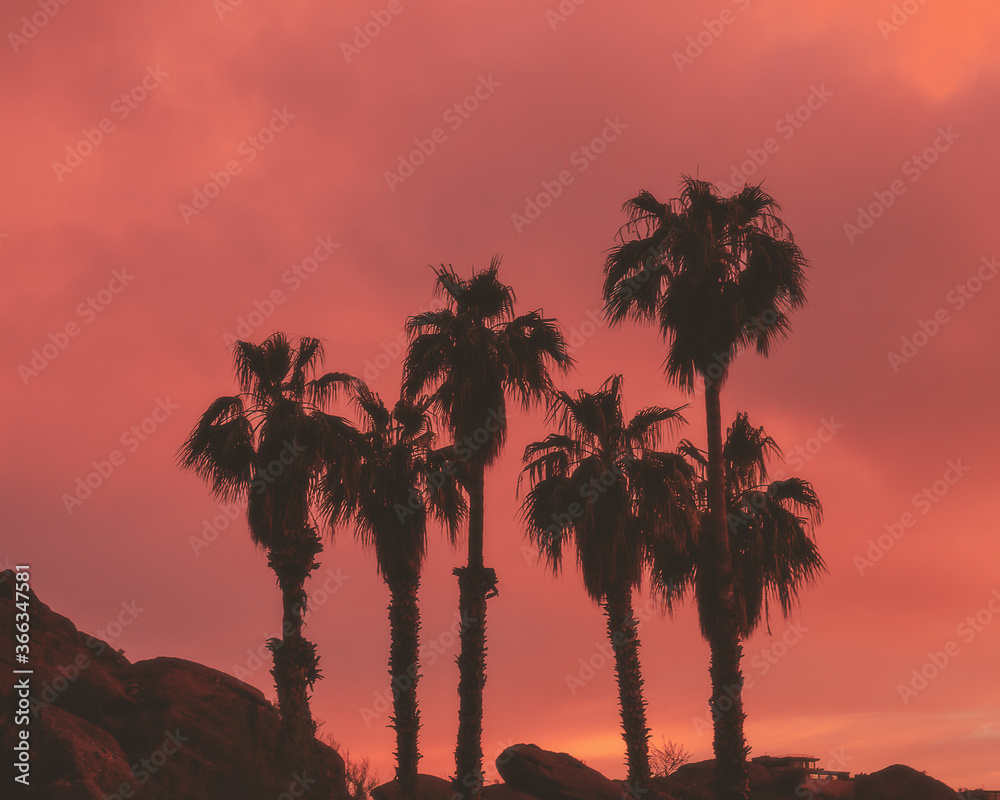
{"left": 0, "top": 570, "right": 349, "bottom": 799}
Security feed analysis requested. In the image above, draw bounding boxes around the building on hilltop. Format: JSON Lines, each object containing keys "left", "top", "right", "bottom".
{"left": 752, "top": 754, "right": 850, "bottom": 781}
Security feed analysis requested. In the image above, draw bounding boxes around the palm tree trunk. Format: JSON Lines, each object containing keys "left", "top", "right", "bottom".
{"left": 267, "top": 526, "right": 322, "bottom": 758}
{"left": 454, "top": 464, "right": 494, "bottom": 799}
{"left": 388, "top": 571, "right": 422, "bottom": 798}
{"left": 604, "top": 584, "right": 651, "bottom": 791}
{"left": 704, "top": 378, "right": 748, "bottom": 800}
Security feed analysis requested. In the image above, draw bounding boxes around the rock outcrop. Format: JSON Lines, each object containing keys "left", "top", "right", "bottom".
{"left": 0, "top": 570, "right": 349, "bottom": 800}
{"left": 853, "top": 764, "right": 963, "bottom": 800}
{"left": 496, "top": 743, "right": 622, "bottom": 800}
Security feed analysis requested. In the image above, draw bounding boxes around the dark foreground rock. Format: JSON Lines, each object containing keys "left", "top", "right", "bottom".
{"left": 853, "top": 764, "right": 963, "bottom": 800}
{"left": 371, "top": 773, "right": 457, "bottom": 799}
{"left": 0, "top": 570, "right": 349, "bottom": 800}
{"left": 496, "top": 743, "right": 621, "bottom": 800}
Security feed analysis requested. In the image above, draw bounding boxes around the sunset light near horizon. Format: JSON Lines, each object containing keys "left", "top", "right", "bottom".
{"left": 3, "top": 0, "right": 1000, "bottom": 794}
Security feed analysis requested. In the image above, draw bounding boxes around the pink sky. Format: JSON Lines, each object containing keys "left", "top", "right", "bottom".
{"left": 3, "top": 0, "right": 999, "bottom": 790}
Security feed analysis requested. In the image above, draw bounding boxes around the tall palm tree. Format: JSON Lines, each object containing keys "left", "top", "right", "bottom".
{"left": 519, "top": 376, "right": 697, "bottom": 792}
{"left": 603, "top": 178, "right": 809, "bottom": 800}
{"left": 178, "top": 333, "right": 361, "bottom": 756}
{"left": 655, "top": 414, "right": 825, "bottom": 694}
{"left": 403, "top": 257, "right": 574, "bottom": 798}
{"left": 320, "top": 384, "right": 466, "bottom": 799}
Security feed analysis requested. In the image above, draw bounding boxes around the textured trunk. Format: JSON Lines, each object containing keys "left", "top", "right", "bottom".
{"left": 267, "top": 526, "right": 322, "bottom": 760}
{"left": 388, "top": 572, "right": 422, "bottom": 799}
{"left": 454, "top": 464, "right": 494, "bottom": 800}
{"left": 605, "top": 584, "right": 651, "bottom": 792}
{"left": 704, "top": 378, "right": 748, "bottom": 800}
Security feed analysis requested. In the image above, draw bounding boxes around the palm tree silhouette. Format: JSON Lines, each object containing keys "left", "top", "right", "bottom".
{"left": 403, "top": 257, "right": 574, "bottom": 798}
{"left": 320, "top": 383, "right": 466, "bottom": 799}
{"left": 178, "top": 333, "right": 361, "bottom": 756}
{"left": 671, "top": 415, "right": 825, "bottom": 639}
{"left": 656, "top": 414, "right": 825, "bottom": 689}
{"left": 520, "top": 375, "right": 697, "bottom": 791}
{"left": 603, "top": 178, "right": 809, "bottom": 800}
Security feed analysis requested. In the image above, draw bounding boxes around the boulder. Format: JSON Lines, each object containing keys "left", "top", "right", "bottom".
{"left": 853, "top": 764, "right": 963, "bottom": 800}
{"left": 481, "top": 784, "right": 543, "bottom": 800}
{"left": 496, "top": 743, "right": 621, "bottom": 800}
{"left": 24, "top": 705, "right": 133, "bottom": 800}
{"left": 371, "top": 773, "right": 457, "bottom": 800}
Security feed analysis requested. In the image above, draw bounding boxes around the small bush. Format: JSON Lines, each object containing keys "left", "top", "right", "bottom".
{"left": 650, "top": 736, "right": 692, "bottom": 777}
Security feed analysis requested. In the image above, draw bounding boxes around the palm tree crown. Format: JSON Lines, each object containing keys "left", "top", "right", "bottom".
{"left": 520, "top": 375, "right": 697, "bottom": 601}
{"left": 603, "top": 178, "right": 808, "bottom": 390}
{"left": 403, "top": 257, "right": 575, "bottom": 471}
{"left": 323, "top": 384, "right": 467, "bottom": 585}
{"left": 179, "top": 333, "right": 361, "bottom": 547}
{"left": 662, "top": 413, "right": 825, "bottom": 638}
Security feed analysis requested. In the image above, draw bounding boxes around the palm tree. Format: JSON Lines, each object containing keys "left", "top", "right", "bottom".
{"left": 403, "top": 257, "right": 574, "bottom": 798}
{"left": 178, "top": 333, "right": 361, "bottom": 756}
{"left": 320, "top": 384, "right": 466, "bottom": 799}
{"left": 519, "top": 376, "right": 697, "bottom": 792}
{"left": 655, "top": 414, "right": 825, "bottom": 696}
{"left": 603, "top": 178, "right": 809, "bottom": 800}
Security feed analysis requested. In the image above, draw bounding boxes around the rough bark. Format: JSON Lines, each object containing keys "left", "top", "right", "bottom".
{"left": 267, "top": 525, "right": 322, "bottom": 762}
{"left": 454, "top": 465, "right": 495, "bottom": 800}
{"left": 704, "top": 377, "right": 749, "bottom": 800}
{"left": 388, "top": 572, "right": 422, "bottom": 799}
{"left": 605, "top": 584, "right": 651, "bottom": 792}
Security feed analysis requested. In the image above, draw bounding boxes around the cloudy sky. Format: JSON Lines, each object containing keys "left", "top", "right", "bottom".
{"left": 3, "top": 0, "right": 999, "bottom": 790}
